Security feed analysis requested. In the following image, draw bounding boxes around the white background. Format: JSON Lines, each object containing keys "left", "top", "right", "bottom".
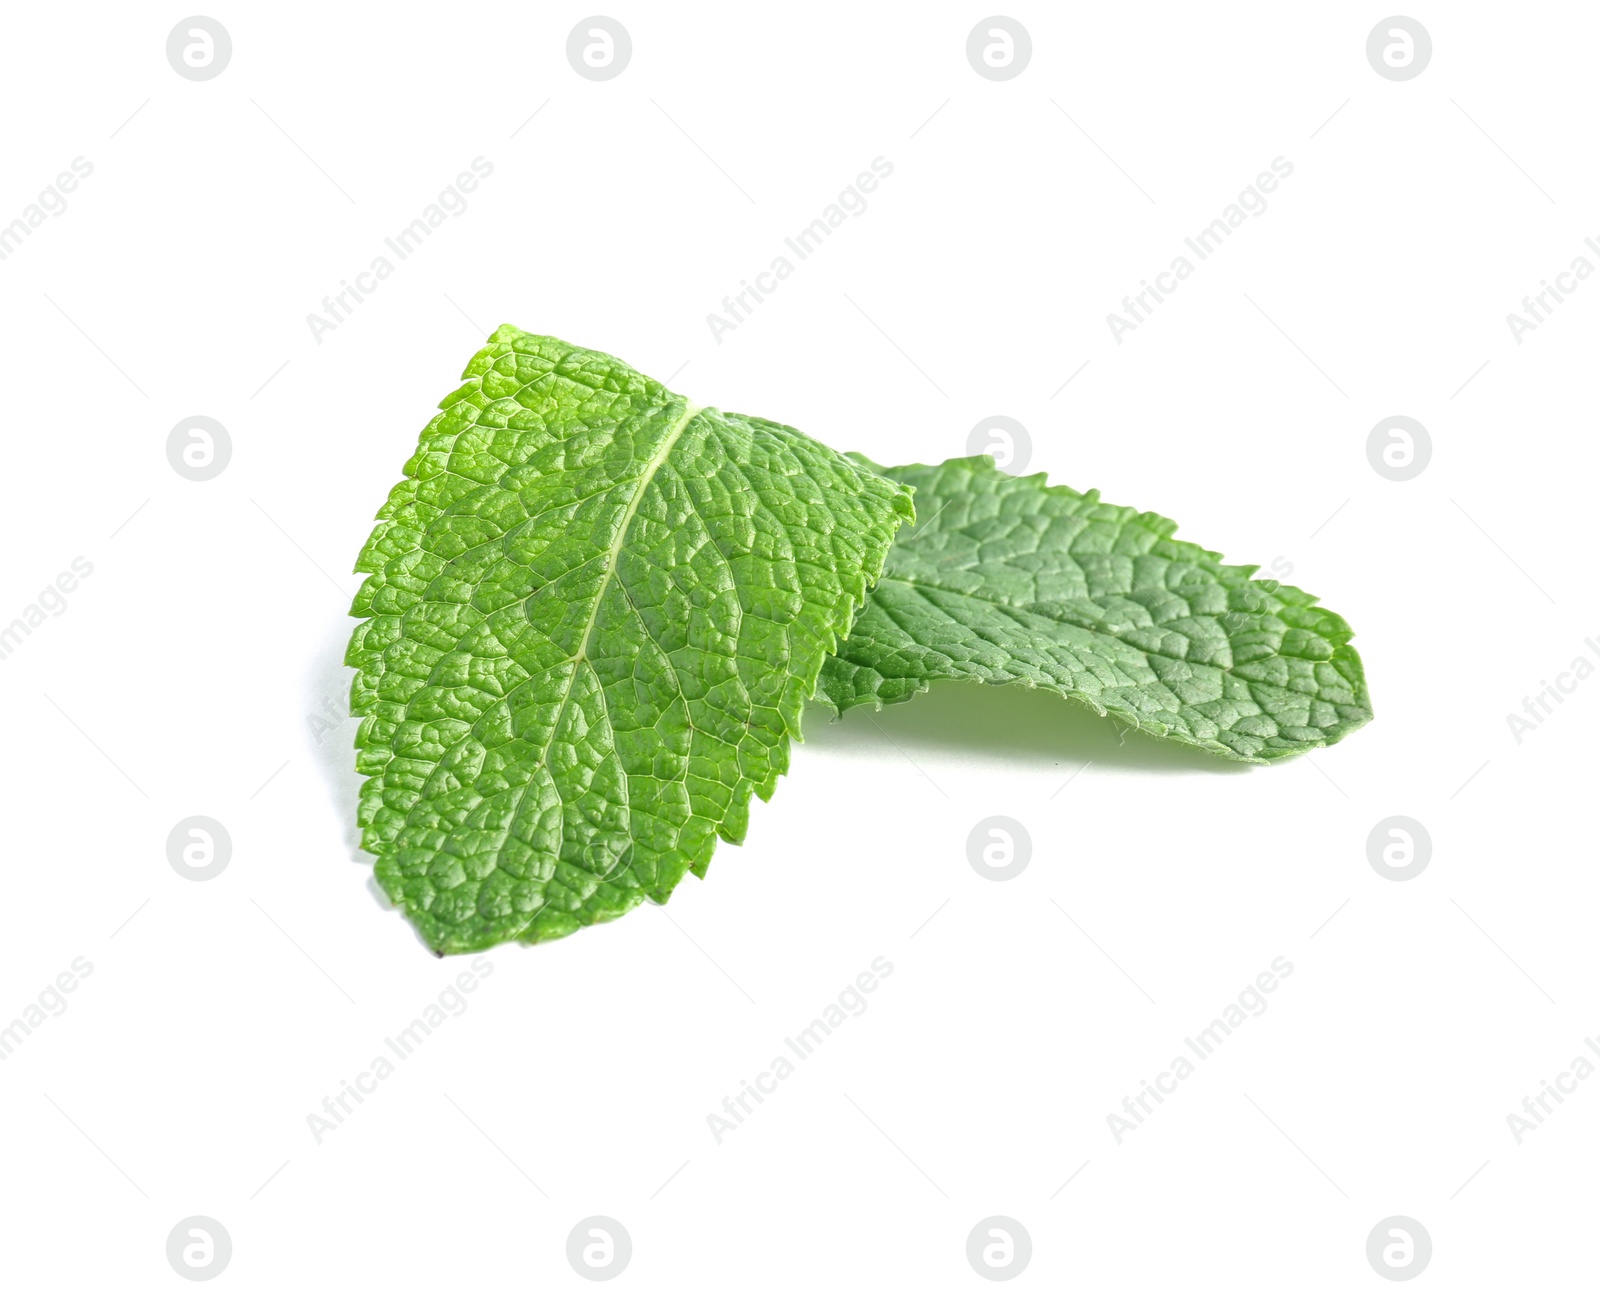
{"left": 1, "top": 2, "right": 1594, "bottom": 1291}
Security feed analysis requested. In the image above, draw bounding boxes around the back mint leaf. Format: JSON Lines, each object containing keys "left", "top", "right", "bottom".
{"left": 818, "top": 456, "right": 1371, "bottom": 762}
{"left": 347, "top": 328, "right": 914, "bottom": 953}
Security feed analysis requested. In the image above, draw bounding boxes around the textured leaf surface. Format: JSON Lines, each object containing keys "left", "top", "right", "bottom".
{"left": 347, "top": 328, "right": 913, "bottom": 952}
{"left": 818, "top": 456, "right": 1371, "bottom": 762}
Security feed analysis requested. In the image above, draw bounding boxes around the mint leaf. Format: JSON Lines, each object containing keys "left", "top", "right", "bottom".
{"left": 818, "top": 456, "right": 1371, "bottom": 762}
{"left": 347, "top": 328, "right": 914, "bottom": 952}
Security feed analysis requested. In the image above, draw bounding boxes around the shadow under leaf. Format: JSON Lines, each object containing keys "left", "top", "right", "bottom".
{"left": 802, "top": 679, "right": 1257, "bottom": 774}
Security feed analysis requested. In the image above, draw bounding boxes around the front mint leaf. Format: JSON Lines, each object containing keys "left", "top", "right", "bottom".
{"left": 347, "top": 328, "right": 914, "bottom": 953}
{"left": 818, "top": 456, "right": 1371, "bottom": 762}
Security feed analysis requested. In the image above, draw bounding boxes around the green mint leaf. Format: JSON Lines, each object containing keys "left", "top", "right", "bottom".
{"left": 347, "top": 328, "right": 914, "bottom": 952}
{"left": 818, "top": 456, "right": 1371, "bottom": 762}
